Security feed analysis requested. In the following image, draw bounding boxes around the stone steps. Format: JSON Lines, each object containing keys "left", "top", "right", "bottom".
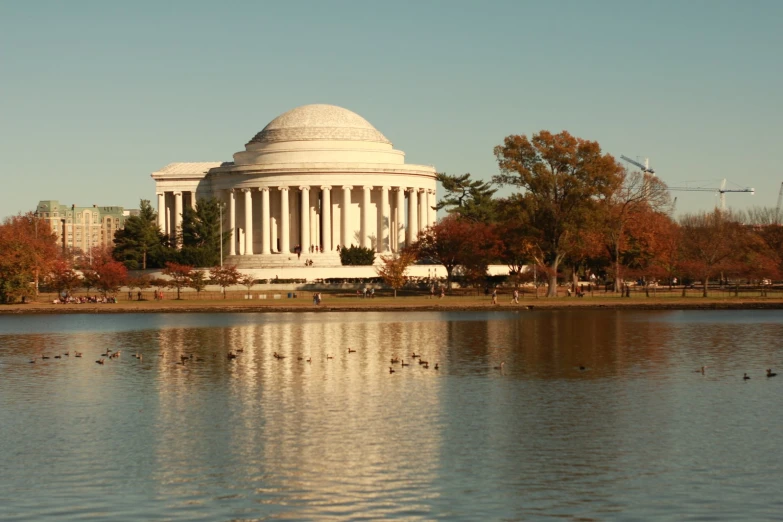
{"left": 227, "top": 253, "right": 344, "bottom": 269}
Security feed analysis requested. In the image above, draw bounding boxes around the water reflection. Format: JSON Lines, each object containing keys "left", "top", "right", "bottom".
{"left": 1, "top": 310, "right": 782, "bottom": 520}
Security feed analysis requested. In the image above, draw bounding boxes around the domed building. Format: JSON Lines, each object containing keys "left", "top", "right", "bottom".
{"left": 151, "top": 104, "right": 437, "bottom": 268}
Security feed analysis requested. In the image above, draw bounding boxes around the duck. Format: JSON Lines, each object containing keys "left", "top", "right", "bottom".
{"left": 273, "top": 352, "right": 286, "bottom": 359}
{"left": 411, "top": 353, "right": 421, "bottom": 359}
{"left": 64, "top": 352, "right": 70, "bottom": 357}
{"left": 693, "top": 366, "right": 706, "bottom": 373}
{"left": 493, "top": 362, "right": 505, "bottom": 370}
{"left": 297, "top": 355, "right": 303, "bottom": 361}
{"left": 743, "top": 373, "right": 750, "bottom": 380}
{"left": 29, "top": 357, "right": 36, "bottom": 364}
{"left": 326, "top": 354, "right": 334, "bottom": 359}
{"left": 41, "top": 355, "right": 50, "bottom": 360}
{"left": 423, "top": 362, "right": 429, "bottom": 369}
{"left": 74, "top": 352, "right": 82, "bottom": 358}
{"left": 389, "top": 367, "right": 395, "bottom": 374}
{"left": 54, "top": 355, "right": 61, "bottom": 359}
{"left": 401, "top": 360, "right": 409, "bottom": 367}
{"left": 767, "top": 369, "right": 778, "bottom": 377}
{"left": 95, "top": 359, "right": 105, "bottom": 365}
{"left": 306, "top": 357, "right": 312, "bottom": 363}
{"left": 434, "top": 363, "right": 439, "bottom": 370}
{"left": 227, "top": 352, "right": 237, "bottom": 360}
{"left": 391, "top": 356, "right": 400, "bottom": 364}
{"left": 348, "top": 348, "right": 356, "bottom": 353}
{"left": 236, "top": 348, "right": 244, "bottom": 353}
{"left": 578, "top": 365, "right": 586, "bottom": 371}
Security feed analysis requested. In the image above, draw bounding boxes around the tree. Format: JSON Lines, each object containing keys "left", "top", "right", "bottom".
{"left": 0, "top": 213, "right": 59, "bottom": 303}
{"left": 339, "top": 245, "right": 376, "bottom": 265}
{"left": 179, "top": 197, "right": 228, "bottom": 267}
{"left": 128, "top": 274, "right": 151, "bottom": 300}
{"left": 376, "top": 250, "right": 416, "bottom": 297}
{"left": 435, "top": 172, "right": 497, "bottom": 223}
{"left": 113, "top": 200, "right": 167, "bottom": 269}
{"left": 162, "top": 262, "right": 194, "bottom": 300}
{"left": 602, "top": 170, "right": 671, "bottom": 292}
{"left": 209, "top": 265, "right": 240, "bottom": 298}
{"left": 188, "top": 270, "right": 208, "bottom": 296}
{"left": 494, "top": 130, "right": 624, "bottom": 297}
{"left": 89, "top": 247, "right": 128, "bottom": 296}
{"left": 46, "top": 259, "right": 81, "bottom": 297}
{"left": 240, "top": 274, "right": 255, "bottom": 299}
{"left": 679, "top": 209, "right": 744, "bottom": 297}
{"left": 414, "top": 215, "right": 498, "bottom": 289}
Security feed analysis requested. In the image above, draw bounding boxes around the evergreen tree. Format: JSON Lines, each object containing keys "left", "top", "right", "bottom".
{"left": 435, "top": 172, "right": 497, "bottom": 223}
{"left": 113, "top": 200, "right": 166, "bottom": 269}
{"left": 179, "top": 197, "right": 229, "bottom": 267}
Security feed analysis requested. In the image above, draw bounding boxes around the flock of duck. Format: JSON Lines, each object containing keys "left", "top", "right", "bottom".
{"left": 28, "top": 350, "right": 777, "bottom": 380}
{"left": 693, "top": 365, "right": 777, "bottom": 380}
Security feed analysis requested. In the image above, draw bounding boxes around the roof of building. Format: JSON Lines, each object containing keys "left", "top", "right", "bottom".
{"left": 248, "top": 104, "right": 391, "bottom": 145}
{"left": 152, "top": 162, "right": 230, "bottom": 176}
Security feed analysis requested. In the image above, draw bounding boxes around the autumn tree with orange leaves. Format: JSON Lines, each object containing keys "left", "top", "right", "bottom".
{"left": 493, "top": 130, "right": 624, "bottom": 297}
{"left": 84, "top": 247, "right": 128, "bottom": 296}
{"left": 0, "top": 213, "right": 59, "bottom": 303}
{"left": 414, "top": 215, "right": 498, "bottom": 289}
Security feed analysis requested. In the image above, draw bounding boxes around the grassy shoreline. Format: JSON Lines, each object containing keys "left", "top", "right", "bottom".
{"left": 3, "top": 295, "right": 783, "bottom": 315}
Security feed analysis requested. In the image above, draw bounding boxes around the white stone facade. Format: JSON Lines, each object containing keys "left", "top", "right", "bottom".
{"left": 151, "top": 105, "right": 437, "bottom": 268}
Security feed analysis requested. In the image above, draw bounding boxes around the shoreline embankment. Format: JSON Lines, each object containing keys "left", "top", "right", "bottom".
{"left": 3, "top": 297, "right": 783, "bottom": 315}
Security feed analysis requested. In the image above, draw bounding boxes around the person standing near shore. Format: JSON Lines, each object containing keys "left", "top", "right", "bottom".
{"left": 512, "top": 289, "right": 519, "bottom": 304}
{"left": 492, "top": 289, "right": 498, "bottom": 305}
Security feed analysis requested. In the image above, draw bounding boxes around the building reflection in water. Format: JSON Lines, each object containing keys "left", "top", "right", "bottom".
{"left": 150, "top": 314, "right": 446, "bottom": 517}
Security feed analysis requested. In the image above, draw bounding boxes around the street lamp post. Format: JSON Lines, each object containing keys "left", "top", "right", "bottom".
{"left": 219, "top": 201, "right": 224, "bottom": 267}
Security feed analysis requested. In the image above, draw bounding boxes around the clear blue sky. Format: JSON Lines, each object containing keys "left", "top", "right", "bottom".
{"left": 1, "top": 1, "right": 781, "bottom": 217}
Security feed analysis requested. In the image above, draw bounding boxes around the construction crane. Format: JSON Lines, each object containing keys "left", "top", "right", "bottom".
{"left": 667, "top": 179, "right": 754, "bottom": 210}
{"left": 620, "top": 155, "right": 655, "bottom": 175}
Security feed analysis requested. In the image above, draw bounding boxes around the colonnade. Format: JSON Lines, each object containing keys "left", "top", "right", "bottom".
{"left": 157, "top": 186, "right": 436, "bottom": 256}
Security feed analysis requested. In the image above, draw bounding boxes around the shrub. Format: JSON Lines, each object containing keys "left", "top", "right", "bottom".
{"left": 340, "top": 245, "right": 376, "bottom": 266}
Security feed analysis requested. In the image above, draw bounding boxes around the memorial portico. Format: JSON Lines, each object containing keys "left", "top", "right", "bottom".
{"left": 151, "top": 104, "right": 437, "bottom": 268}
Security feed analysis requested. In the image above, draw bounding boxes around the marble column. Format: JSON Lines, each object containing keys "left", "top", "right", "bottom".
{"left": 228, "top": 189, "right": 236, "bottom": 256}
{"left": 261, "top": 187, "right": 271, "bottom": 255}
{"left": 395, "top": 187, "right": 405, "bottom": 252}
{"left": 321, "top": 186, "right": 331, "bottom": 251}
{"left": 156, "top": 193, "right": 165, "bottom": 232}
{"left": 428, "top": 189, "right": 436, "bottom": 226}
{"left": 361, "top": 186, "right": 372, "bottom": 249}
{"left": 418, "top": 189, "right": 427, "bottom": 234}
{"left": 406, "top": 188, "right": 418, "bottom": 246}
{"left": 379, "top": 186, "right": 390, "bottom": 252}
{"left": 190, "top": 191, "right": 197, "bottom": 210}
{"left": 174, "top": 192, "right": 183, "bottom": 244}
{"left": 271, "top": 217, "right": 278, "bottom": 253}
{"left": 243, "top": 188, "right": 254, "bottom": 256}
{"left": 279, "top": 187, "right": 290, "bottom": 254}
{"left": 342, "top": 185, "right": 352, "bottom": 248}
{"left": 300, "top": 186, "right": 310, "bottom": 253}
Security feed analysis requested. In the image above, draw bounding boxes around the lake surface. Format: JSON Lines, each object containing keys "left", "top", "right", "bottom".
{"left": 1, "top": 310, "right": 782, "bottom": 521}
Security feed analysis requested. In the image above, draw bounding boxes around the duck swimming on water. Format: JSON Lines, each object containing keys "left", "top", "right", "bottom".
{"left": 743, "top": 373, "right": 751, "bottom": 380}
{"left": 493, "top": 362, "right": 505, "bottom": 370}
{"left": 767, "top": 369, "right": 778, "bottom": 377}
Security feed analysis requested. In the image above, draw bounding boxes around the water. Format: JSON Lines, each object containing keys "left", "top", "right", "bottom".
{"left": 1, "top": 310, "right": 782, "bottom": 521}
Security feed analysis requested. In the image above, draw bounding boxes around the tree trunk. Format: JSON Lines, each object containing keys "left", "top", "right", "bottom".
{"left": 702, "top": 278, "right": 708, "bottom": 298}
{"left": 393, "top": 288, "right": 397, "bottom": 298}
{"left": 546, "top": 258, "right": 559, "bottom": 297}
{"left": 142, "top": 251, "right": 147, "bottom": 270}
{"left": 446, "top": 266, "right": 454, "bottom": 290}
{"left": 613, "top": 243, "right": 622, "bottom": 293}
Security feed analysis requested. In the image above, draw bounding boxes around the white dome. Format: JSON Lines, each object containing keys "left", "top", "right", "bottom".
{"left": 248, "top": 104, "right": 391, "bottom": 145}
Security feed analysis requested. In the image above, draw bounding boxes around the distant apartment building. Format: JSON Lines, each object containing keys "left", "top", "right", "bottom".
{"left": 35, "top": 201, "right": 138, "bottom": 254}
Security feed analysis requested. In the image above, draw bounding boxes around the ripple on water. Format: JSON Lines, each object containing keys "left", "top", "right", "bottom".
{"left": 1, "top": 310, "right": 782, "bottom": 520}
